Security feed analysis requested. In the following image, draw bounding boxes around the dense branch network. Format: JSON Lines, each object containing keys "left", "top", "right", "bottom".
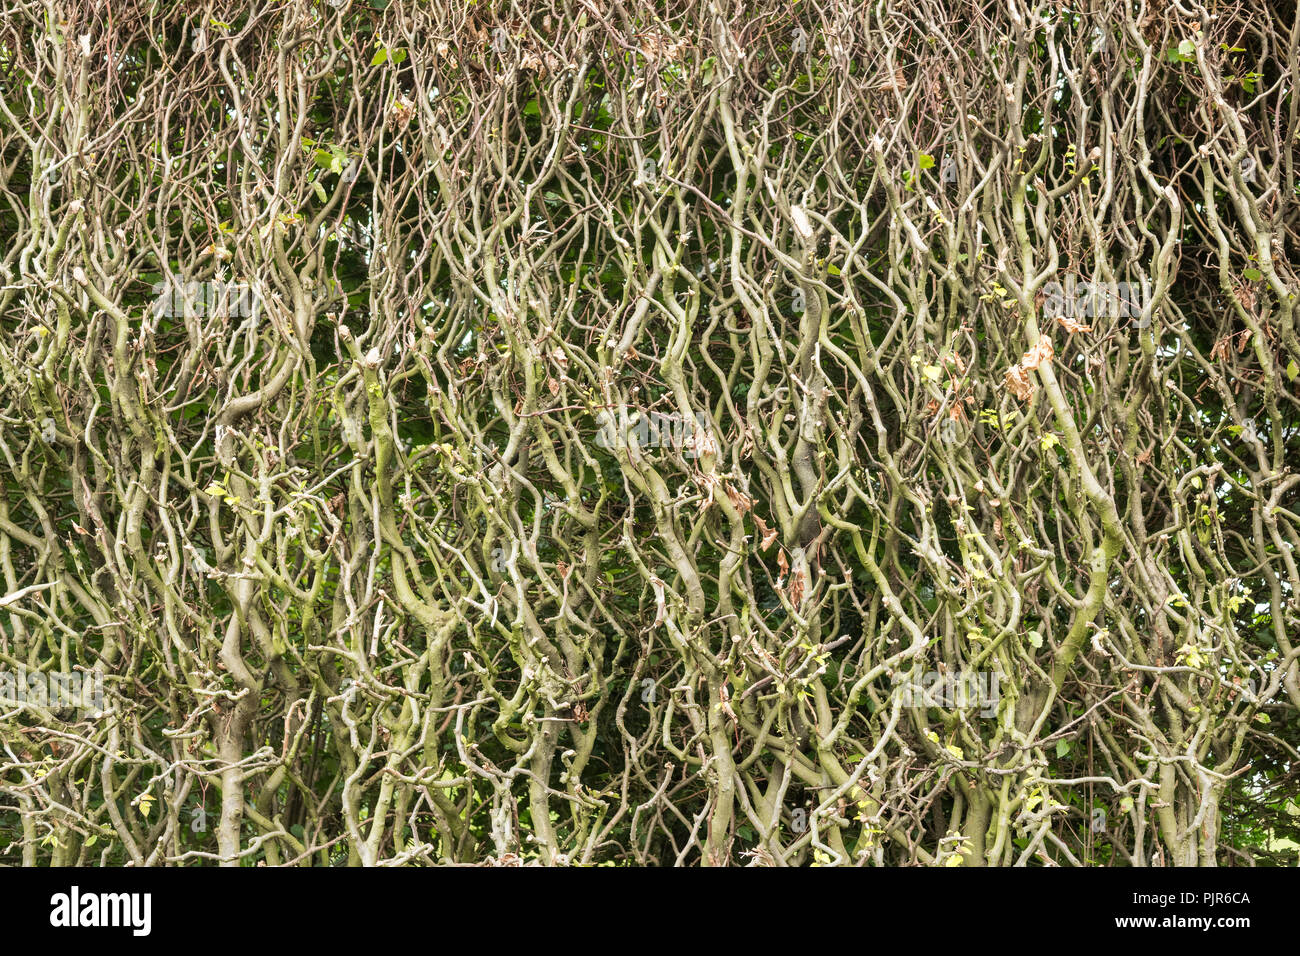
{"left": 0, "top": 0, "right": 1297, "bottom": 866}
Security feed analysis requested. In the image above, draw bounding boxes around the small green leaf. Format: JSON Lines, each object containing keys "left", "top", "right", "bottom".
{"left": 314, "top": 181, "right": 328, "bottom": 203}
{"left": 1244, "top": 267, "right": 1262, "bottom": 281}
{"left": 1287, "top": 359, "right": 1298, "bottom": 381}
{"left": 918, "top": 152, "right": 935, "bottom": 170}
{"left": 1056, "top": 739, "right": 1072, "bottom": 758}
{"left": 1178, "top": 39, "right": 1195, "bottom": 58}
{"left": 371, "top": 47, "right": 389, "bottom": 67}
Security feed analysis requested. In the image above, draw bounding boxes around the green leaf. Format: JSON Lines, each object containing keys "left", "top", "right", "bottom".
{"left": 1287, "top": 360, "right": 1298, "bottom": 381}
{"left": 918, "top": 152, "right": 935, "bottom": 170}
{"left": 371, "top": 47, "right": 389, "bottom": 67}
{"left": 1056, "top": 739, "right": 1072, "bottom": 758}
{"left": 1177, "top": 39, "right": 1195, "bottom": 58}
{"left": 1244, "top": 267, "right": 1262, "bottom": 281}
{"left": 922, "top": 364, "right": 942, "bottom": 382}
{"left": 314, "top": 181, "right": 328, "bottom": 203}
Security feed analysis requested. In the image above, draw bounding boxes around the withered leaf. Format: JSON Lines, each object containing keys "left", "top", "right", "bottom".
{"left": 1019, "top": 335, "right": 1055, "bottom": 371}
{"left": 786, "top": 567, "right": 806, "bottom": 608}
{"left": 1004, "top": 364, "right": 1036, "bottom": 401}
